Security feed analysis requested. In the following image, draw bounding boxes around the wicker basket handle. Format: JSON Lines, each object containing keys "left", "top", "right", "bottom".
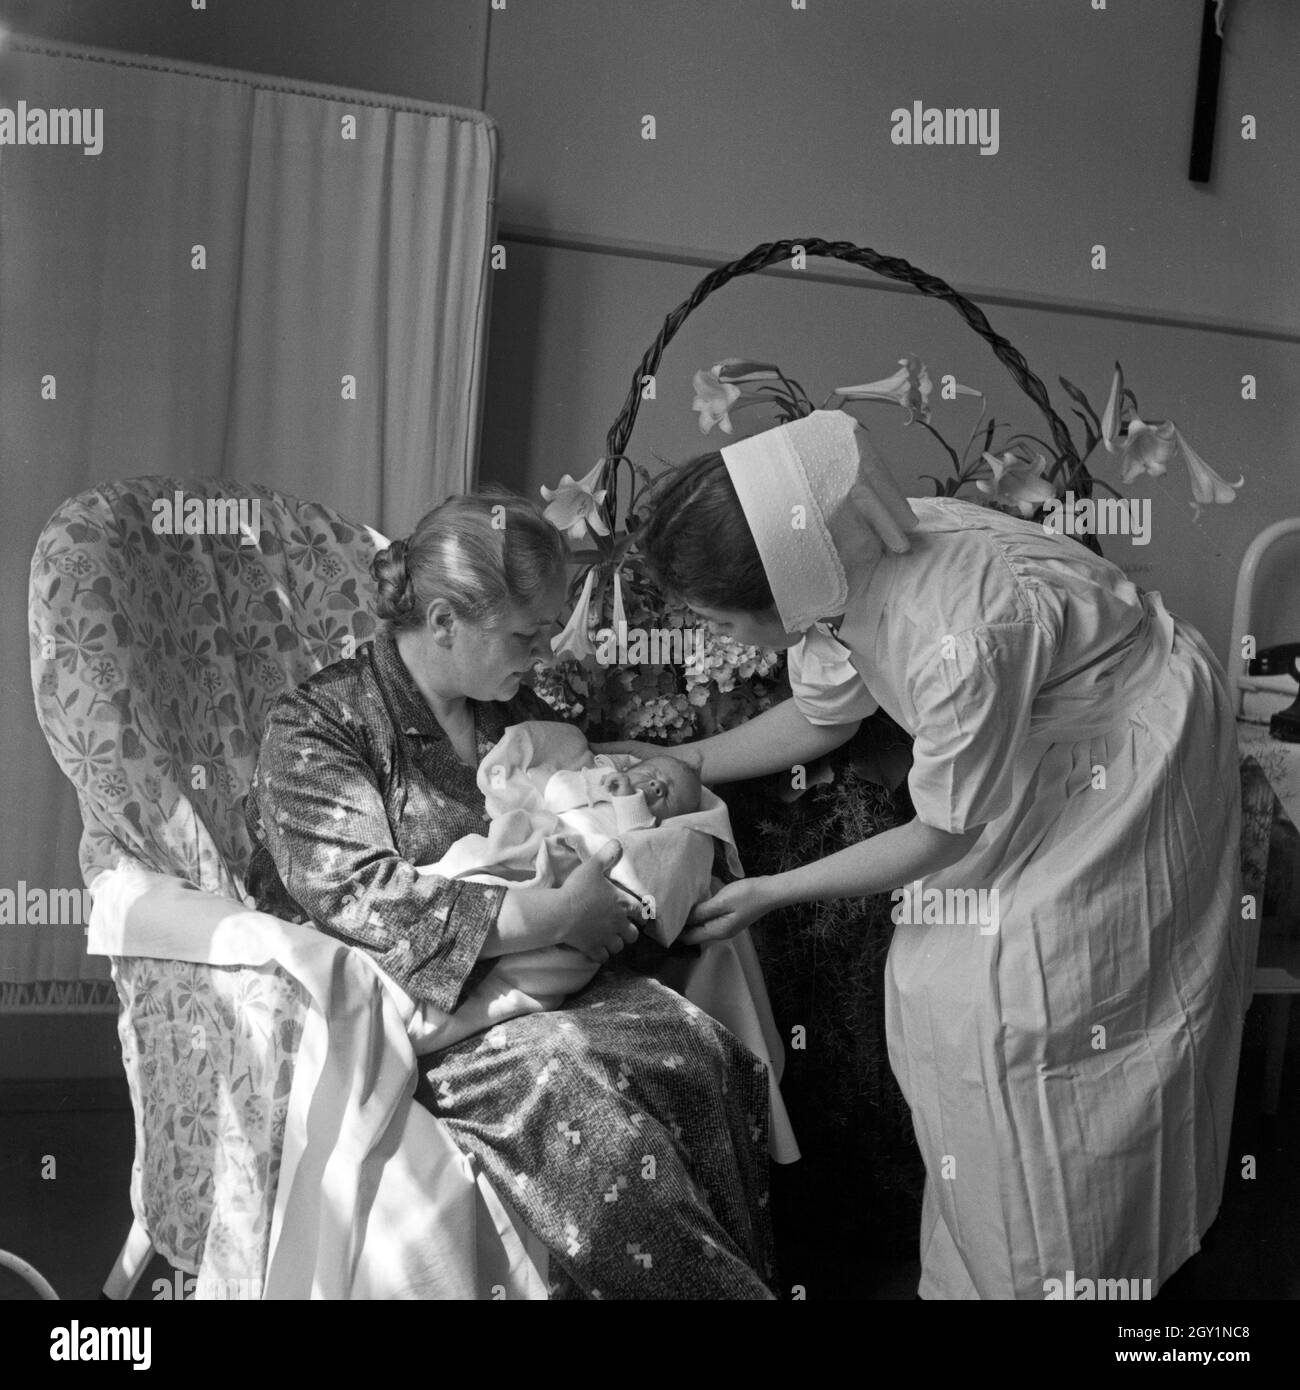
{"left": 604, "top": 237, "right": 1079, "bottom": 475}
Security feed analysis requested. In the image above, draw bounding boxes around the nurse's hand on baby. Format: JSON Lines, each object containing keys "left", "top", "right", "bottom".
{"left": 595, "top": 739, "right": 703, "bottom": 775}
{"left": 681, "top": 877, "right": 778, "bottom": 945}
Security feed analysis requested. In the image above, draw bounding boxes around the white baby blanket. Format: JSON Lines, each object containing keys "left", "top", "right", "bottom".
{"left": 406, "top": 721, "right": 742, "bottom": 1051}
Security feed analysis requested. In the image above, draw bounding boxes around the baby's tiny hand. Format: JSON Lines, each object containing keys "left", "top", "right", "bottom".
{"left": 605, "top": 771, "right": 633, "bottom": 797}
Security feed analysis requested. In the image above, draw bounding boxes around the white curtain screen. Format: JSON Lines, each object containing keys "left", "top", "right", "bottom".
{"left": 0, "top": 36, "right": 498, "bottom": 991}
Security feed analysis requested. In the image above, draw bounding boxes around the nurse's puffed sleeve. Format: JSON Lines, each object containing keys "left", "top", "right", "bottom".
{"left": 905, "top": 620, "right": 1054, "bottom": 834}
{"left": 786, "top": 626, "right": 879, "bottom": 726}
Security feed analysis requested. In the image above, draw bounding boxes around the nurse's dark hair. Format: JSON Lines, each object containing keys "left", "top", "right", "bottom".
{"left": 636, "top": 452, "right": 775, "bottom": 614}
{"left": 371, "top": 487, "right": 566, "bottom": 629}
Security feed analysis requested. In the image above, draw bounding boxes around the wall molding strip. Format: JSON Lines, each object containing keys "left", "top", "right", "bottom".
{"left": 498, "top": 223, "right": 1300, "bottom": 346}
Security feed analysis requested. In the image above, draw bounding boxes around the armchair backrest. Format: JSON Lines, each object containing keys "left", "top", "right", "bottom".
{"left": 29, "top": 477, "right": 385, "bottom": 895}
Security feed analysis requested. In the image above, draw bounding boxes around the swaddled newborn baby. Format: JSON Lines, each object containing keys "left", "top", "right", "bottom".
{"left": 542, "top": 750, "right": 702, "bottom": 829}
{"left": 402, "top": 721, "right": 739, "bottom": 1052}
{"left": 603, "top": 758, "right": 699, "bottom": 816}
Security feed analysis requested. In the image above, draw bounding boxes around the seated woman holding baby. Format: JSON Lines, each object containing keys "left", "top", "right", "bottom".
{"left": 242, "top": 491, "right": 776, "bottom": 1300}
{"left": 406, "top": 716, "right": 737, "bottom": 1050}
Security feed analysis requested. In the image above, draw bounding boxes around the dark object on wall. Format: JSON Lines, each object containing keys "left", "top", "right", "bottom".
{"left": 1188, "top": 0, "right": 1226, "bottom": 184}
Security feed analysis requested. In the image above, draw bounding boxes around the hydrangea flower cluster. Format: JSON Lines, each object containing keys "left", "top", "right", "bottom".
{"left": 529, "top": 561, "right": 788, "bottom": 744}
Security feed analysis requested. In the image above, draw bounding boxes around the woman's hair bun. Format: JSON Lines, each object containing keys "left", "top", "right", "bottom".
{"left": 370, "top": 492, "right": 566, "bottom": 631}
{"left": 371, "top": 536, "right": 417, "bottom": 620}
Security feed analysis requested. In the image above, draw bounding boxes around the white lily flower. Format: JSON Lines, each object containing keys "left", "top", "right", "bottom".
{"left": 692, "top": 368, "right": 743, "bottom": 434}
{"left": 976, "top": 451, "right": 1057, "bottom": 517}
{"left": 1099, "top": 365, "right": 1123, "bottom": 451}
{"left": 1099, "top": 362, "right": 1241, "bottom": 507}
{"left": 834, "top": 355, "right": 938, "bottom": 422}
{"left": 611, "top": 567, "right": 628, "bottom": 638}
{"left": 1175, "top": 427, "right": 1243, "bottom": 510}
{"left": 540, "top": 461, "right": 610, "bottom": 542}
{"left": 551, "top": 566, "right": 599, "bottom": 662}
{"left": 1115, "top": 417, "right": 1177, "bottom": 483}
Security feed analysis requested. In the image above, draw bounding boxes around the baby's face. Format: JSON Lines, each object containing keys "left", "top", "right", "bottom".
{"left": 622, "top": 754, "right": 702, "bottom": 819}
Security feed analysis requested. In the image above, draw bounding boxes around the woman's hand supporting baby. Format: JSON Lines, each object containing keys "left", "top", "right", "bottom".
{"left": 556, "top": 841, "right": 645, "bottom": 962}
{"left": 486, "top": 840, "right": 641, "bottom": 964}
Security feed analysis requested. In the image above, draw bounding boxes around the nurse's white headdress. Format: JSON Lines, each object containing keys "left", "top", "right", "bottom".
{"left": 720, "top": 409, "right": 918, "bottom": 633}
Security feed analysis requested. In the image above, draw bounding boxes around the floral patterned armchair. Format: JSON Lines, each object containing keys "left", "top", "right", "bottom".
{"left": 26, "top": 477, "right": 500, "bottom": 1297}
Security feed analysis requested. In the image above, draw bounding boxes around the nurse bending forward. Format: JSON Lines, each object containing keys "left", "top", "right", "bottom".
{"left": 611, "top": 410, "right": 1250, "bottom": 1300}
